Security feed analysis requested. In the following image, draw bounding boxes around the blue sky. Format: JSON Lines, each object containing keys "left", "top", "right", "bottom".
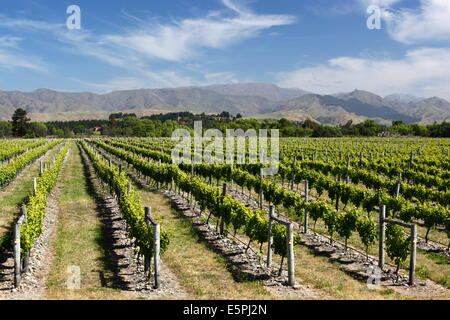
{"left": 0, "top": 0, "right": 450, "bottom": 99}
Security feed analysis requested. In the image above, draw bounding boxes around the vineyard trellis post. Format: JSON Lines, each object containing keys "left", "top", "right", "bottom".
{"left": 378, "top": 205, "right": 386, "bottom": 269}
{"left": 14, "top": 206, "right": 27, "bottom": 288}
{"left": 145, "top": 207, "right": 161, "bottom": 289}
{"left": 267, "top": 205, "right": 296, "bottom": 287}
{"left": 266, "top": 205, "right": 274, "bottom": 268}
{"left": 303, "top": 180, "right": 309, "bottom": 234}
{"left": 335, "top": 175, "right": 341, "bottom": 211}
{"left": 286, "top": 222, "right": 295, "bottom": 287}
{"left": 395, "top": 173, "right": 402, "bottom": 198}
{"left": 345, "top": 154, "right": 350, "bottom": 184}
{"left": 33, "top": 177, "right": 37, "bottom": 195}
{"left": 259, "top": 168, "right": 263, "bottom": 210}
{"left": 230, "top": 163, "right": 234, "bottom": 189}
{"left": 379, "top": 204, "right": 417, "bottom": 285}
{"left": 290, "top": 156, "right": 296, "bottom": 190}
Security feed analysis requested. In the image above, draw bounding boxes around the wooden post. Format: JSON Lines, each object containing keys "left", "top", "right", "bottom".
{"left": 290, "top": 157, "right": 296, "bottom": 190}
{"left": 155, "top": 160, "right": 160, "bottom": 189}
{"left": 154, "top": 224, "right": 161, "bottom": 289}
{"left": 395, "top": 173, "right": 402, "bottom": 198}
{"left": 33, "top": 177, "right": 37, "bottom": 194}
{"left": 267, "top": 205, "right": 274, "bottom": 268}
{"left": 145, "top": 207, "right": 160, "bottom": 289}
{"left": 345, "top": 155, "right": 350, "bottom": 184}
{"left": 127, "top": 182, "right": 131, "bottom": 195}
{"left": 379, "top": 205, "right": 386, "bottom": 269}
{"left": 259, "top": 168, "right": 263, "bottom": 210}
{"left": 287, "top": 223, "right": 295, "bottom": 287}
{"left": 109, "top": 159, "right": 112, "bottom": 167}
{"left": 14, "top": 210, "right": 27, "bottom": 288}
{"left": 335, "top": 175, "right": 340, "bottom": 211}
{"left": 39, "top": 161, "right": 43, "bottom": 176}
{"left": 409, "top": 224, "right": 417, "bottom": 286}
{"left": 21, "top": 207, "right": 29, "bottom": 274}
{"left": 304, "top": 180, "right": 309, "bottom": 233}
{"left": 143, "top": 207, "right": 151, "bottom": 274}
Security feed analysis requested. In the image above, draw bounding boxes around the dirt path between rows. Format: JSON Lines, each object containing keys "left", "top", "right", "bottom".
{"left": 78, "top": 144, "right": 186, "bottom": 299}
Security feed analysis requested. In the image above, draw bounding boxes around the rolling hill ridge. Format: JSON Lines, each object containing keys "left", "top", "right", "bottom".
{"left": 1, "top": 84, "right": 449, "bottom": 125}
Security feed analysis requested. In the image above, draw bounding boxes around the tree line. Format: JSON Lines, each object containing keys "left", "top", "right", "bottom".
{"left": 1, "top": 108, "right": 449, "bottom": 138}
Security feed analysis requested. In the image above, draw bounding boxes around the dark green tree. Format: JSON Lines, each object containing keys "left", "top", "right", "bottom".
{"left": 0, "top": 121, "right": 12, "bottom": 137}
{"left": 12, "top": 108, "right": 30, "bottom": 137}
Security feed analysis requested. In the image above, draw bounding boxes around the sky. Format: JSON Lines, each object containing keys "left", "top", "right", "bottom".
{"left": 0, "top": 0, "right": 449, "bottom": 99}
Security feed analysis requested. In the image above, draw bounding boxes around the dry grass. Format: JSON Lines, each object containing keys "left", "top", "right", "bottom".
{"left": 138, "top": 189, "right": 273, "bottom": 300}
{"left": 45, "top": 145, "right": 128, "bottom": 300}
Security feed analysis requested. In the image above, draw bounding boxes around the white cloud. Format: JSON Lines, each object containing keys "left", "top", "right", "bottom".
{"left": 357, "top": 0, "right": 450, "bottom": 44}
{"left": 103, "top": 0, "right": 296, "bottom": 62}
{"left": 276, "top": 47, "right": 450, "bottom": 100}
{"left": 357, "top": 0, "right": 404, "bottom": 8}
{"left": 0, "top": 50, "right": 47, "bottom": 72}
{"left": 384, "top": 0, "right": 450, "bottom": 44}
{"left": 0, "top": 36, "right": 22, "bottom": 48}
{"left": 0, "top": 33, "right": 47, "bottom": 72}
{"left": 0, "top": 1, "right": 289, "bottom": 89}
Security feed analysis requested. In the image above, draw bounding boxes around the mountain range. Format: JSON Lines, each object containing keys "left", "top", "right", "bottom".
{"left": 1, "top": 83, "right": 449, "bottom": 125}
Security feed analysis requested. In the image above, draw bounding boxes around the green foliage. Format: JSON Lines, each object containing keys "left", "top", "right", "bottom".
{"left": 21, "top": 142, "right": 69, "bottom": 254}
{"left": 0, "top": 140, "right": 61, "bottom": 187}
{"left": 336, "top": 208, "right": 361, "bottom": 249}
{"left": 26, "top": 122, "right": 48, "bottom": 138}
{"left": 385, "top": 224, "right": 410, "bottom": 276}
{"left": 80, "top": 142, "right": 170, "bottom": 259}
{"left": 357, "top": 215, "right": 378, "bottom": 256}
{"left": 323, "top": 210, "right": 340, "bottom": 243}
{"left": 0, "top": 121, "right": 12, "bottom": 137}
{"left": 89, "top": 139, "right": 291, "bottom": 258}
{"left": 12, "top": 108, "right": 30, "bottom": 137}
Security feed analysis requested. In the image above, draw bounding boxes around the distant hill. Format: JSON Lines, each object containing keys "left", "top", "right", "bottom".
{"left": 204, "top": 83, "right": 309, "bottom": 102}
{"left": 1, "top": 84, "right": 449, "bottom": 125}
